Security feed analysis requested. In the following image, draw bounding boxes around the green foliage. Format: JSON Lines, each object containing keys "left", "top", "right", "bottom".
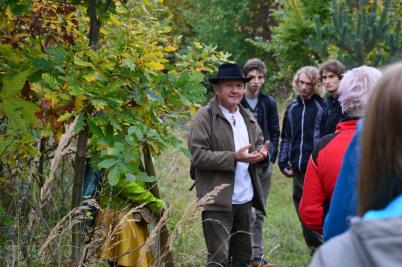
{"left": 171, "top": 0, "right": 277, "bottom": 65}
{"left": 310, "top": 0, "right": 402, "bottom": 67}
{"left": 0, "top": 0, "right": 228, "bottom": 264}
{"left": 264, "top": 0, "right": 331, "bottom": 96}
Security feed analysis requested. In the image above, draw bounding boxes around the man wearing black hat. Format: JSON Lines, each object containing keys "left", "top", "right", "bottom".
{"left": 188, "top": 63, "right": 270, "bottom": 267}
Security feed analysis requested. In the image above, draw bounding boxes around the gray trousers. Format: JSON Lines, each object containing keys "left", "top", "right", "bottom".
{"left": 250, "top": 162, "right": 273, "bottom": 259}
{"left": 202, "top": 202, "right": 252, "bottom": 267}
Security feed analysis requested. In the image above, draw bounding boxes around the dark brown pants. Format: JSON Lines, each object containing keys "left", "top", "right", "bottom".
{"left": 202, "top": 202, "right": 252, "bottom": 267}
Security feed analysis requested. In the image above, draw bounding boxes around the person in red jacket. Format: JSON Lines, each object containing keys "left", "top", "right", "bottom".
{"left": 298, "top": 66, "right": 382, "bottom": 237}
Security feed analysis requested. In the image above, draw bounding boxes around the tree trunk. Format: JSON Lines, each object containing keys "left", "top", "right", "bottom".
{"left": 143, "top": 145, "right": 175, "bottom": 267}
{"left": 71, "top": 127, "right": 88, "bottom": 265}
{"left": 71, "top": 1, "right": 110, "bottom": 265}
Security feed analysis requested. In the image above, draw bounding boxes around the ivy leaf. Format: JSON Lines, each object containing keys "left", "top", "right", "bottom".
{"left": 2, "top": 98, "right": 41, "bottom": 130}
{"left": 58, "top": 111, "right": 76, "bottom": 122}
{"left": 83, "top": 72, "right": 97, "bottom": 82}
{"left": 87, "top": 118, "right": 104, "bottom": 137}
{"left": 0, "top": 68, "right": 32, "bottom": 97}
{"left": 128, "top": 125, "right": 143, "bottom": 140}
{"left": 105, "top": 147, "right": 122, "bottom": 157}
{"left": 146, "top": 89, "right": 163, "bottom": 103}
{"left": 108, "top": 166, "right": 120, "bottom": 186}
{"left": 42, "top": 73, "right": 59, "bottom": 90}
{"left": 73, "top": 56, "right": 95, "bottom": 69}
{"left": 98, "top": 159, "right": 117, "bottom": 169}
{"left": 123, "top": 59, "right": 136, "bottom": 71}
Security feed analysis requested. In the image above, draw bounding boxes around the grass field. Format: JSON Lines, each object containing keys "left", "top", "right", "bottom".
{"left": 155, "top": 133, "right": 311, "bottom": 267}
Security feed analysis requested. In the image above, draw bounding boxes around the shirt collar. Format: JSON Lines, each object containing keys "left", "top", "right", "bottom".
{"left": 219, "top": 105, "right": 240, "bottom": 116}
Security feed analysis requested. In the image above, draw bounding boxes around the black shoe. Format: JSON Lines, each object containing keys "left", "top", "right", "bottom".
{"left": 250, "top": 257, "right": 277, "bottom": 267}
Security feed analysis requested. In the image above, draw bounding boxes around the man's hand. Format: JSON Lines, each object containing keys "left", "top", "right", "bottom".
{"left": 258, "top": 140, "right": 270, "bottom": 160}
{"left": 282, "top": 166, "right": 294, "bottom": 178}
{"left": 235, "top": 143, "right": 268, "bottom": 164}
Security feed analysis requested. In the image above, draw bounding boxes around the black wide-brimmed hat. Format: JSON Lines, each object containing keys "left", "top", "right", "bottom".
{"left": 209, "top": 63, "right": 252, "bottom": 84}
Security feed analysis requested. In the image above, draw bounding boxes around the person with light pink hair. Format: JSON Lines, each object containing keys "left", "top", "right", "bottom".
{"left": 299, "top": 66, "right": 382, "bottom": 248}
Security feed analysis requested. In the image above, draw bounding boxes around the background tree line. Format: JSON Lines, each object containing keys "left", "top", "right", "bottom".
{"left": 167, "top": 0, "right": 402, "bottom": 97}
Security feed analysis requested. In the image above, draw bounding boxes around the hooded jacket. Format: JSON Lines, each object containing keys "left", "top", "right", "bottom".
{"left": 279, "top": 94, "right": 326, "bottom": 173}
{"left": 188, "top": 97, "right": 267, "bottom": 213}
{"left": 309, "top": 195, "right": 402, "bottom": 267}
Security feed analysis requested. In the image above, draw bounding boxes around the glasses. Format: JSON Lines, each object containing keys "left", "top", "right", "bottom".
{"left": 299, "top": 79, "right": 312, "bottom": 87}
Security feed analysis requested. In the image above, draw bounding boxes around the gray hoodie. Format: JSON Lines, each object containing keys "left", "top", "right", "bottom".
{"left": 309, "top": 217, "right": 402, "bottom": 267}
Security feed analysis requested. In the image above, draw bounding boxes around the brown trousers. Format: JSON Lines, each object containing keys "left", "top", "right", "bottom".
{"left": 201, "top": 202, "right": 252, "bottom": 267}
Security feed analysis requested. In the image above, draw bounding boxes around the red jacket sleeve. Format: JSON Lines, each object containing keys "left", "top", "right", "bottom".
{"left": 299, "top": 155, "right": 325, "bottom": 233}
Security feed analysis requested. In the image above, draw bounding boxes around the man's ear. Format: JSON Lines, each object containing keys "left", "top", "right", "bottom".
{"left": 213, "top": 84, "right": 220, "bottom": 93}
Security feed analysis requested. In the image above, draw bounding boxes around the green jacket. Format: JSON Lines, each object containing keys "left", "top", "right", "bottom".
{"left": 100, "top": 179, "right": 164, "bottom": 213}
{"left": 188, "top": 97, "right": 267, "bottom": 214}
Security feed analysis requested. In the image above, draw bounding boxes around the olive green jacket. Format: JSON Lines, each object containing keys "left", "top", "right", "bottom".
{"left": 100, "top": 180, "right": 164, "bottom": 213}
{"left": 188, "top": 97, "right": 267, "bottom": 214}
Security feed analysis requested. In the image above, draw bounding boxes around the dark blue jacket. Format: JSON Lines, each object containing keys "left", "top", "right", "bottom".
{"left": 241, "top": 92, "right": 280, "bottom": 163}
{"left": 279, "top": 94, "right": 326, "bottom": 173}
{"left": 323, "top": 120, "right": 362, "bottom": 241}
{"left": 323, "top": 95, "right": 343, "bottom": 135}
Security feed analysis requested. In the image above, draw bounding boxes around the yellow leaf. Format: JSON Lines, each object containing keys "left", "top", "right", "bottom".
{"left": 146, "top": 61, "right": 165, "bottom": 71}
{"left": 75, "top": 95, "right": 88, "bottom": 111}
{"left": 55, "top": 131, "right": 63, "bottom": 142}
{"left": 31, "top": 83, "right": 42, "bottom": 93}
{"left": 102, "top": 61, "right": 115, "bottom": 71}
{"left": 83, "top": 72, "right": 97, "bottom": 82}
{"left": 109, "top": 15, "right": 122, "bottom": 26}
{"left": 164, "top": 46, "right": 177, "bottom": 52}
{"left": 194, "top": 41, "right": 202, "bottom": 49}
{"left": 189, "top": 105, "right": 197, "bottom": 116}
{"left": 100, "top": 28, "right": 109, "bottom": 35}
{"left": 42, "top": 127, "right": 53, "bottom": 138}
{"left": 44, "top": 93, "right": 58, "bottom": 107}
{"left": 94, "top": 100, "right": 108, "bottom": 111}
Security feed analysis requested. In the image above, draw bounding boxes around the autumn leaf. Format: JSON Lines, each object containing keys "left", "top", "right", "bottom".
{"left": 194, "top": 41, "right": 202, "bottom": 49}
{"left": 74, "top": 95, "right": 88, "bottom": 111}
{"left": 146, "top": 61, "right": 165, "bottom": 71}
{"left": 83, "top": 72, "right": 97, "bottom": 82}
{"left": 164, "top": 46, "right": 177, "bottom": 52}
{"left": 189, "top": 105, "right": 197, "bottom": 115}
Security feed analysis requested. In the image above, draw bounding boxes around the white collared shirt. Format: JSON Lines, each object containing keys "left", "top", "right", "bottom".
{"left": 219, "top": 105, "right": 253, "bottom": 204}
